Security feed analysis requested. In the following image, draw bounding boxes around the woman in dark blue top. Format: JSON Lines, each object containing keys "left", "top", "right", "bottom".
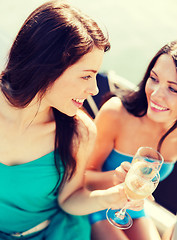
{"left": 85, "top": 41, "right": 177, "bottom": 240}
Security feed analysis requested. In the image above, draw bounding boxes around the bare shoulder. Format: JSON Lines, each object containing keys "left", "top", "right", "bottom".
{"left": 96, "top": 96, "right": 127, "bottom": 126}
{"left": 163, "top": 128, "right": 177, "bottom": 162}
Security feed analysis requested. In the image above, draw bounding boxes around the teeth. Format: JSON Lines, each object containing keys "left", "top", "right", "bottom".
{"left": 73, "top": 98, "right": 84, "bottom": 103}
{"left": 151, "top": 101, "right": 168, "bottom": 111}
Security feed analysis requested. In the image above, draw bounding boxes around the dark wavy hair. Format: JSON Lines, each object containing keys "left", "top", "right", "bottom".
{"left": 0, "top": 0, "right": 110, "bottom": 189}
{"left": 120, "top": 40, "right": 177, "bottom": 152}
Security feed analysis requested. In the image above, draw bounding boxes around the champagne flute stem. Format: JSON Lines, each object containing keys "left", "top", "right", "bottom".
{"left": 115, "top": 206, "right": 127, "bottom": 220}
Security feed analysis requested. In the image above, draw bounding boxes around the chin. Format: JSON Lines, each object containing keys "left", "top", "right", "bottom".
{"left": 148, "top": 114, "right": 169, "bottom": 124}
{"left": 147, "top": 112, "right": 164, "bottom": 123}
{"left": 60, "top": 110, "right": 77, "bottom": 117}
{"left": 67, "top": 113, "right": 76, "bottom": 117}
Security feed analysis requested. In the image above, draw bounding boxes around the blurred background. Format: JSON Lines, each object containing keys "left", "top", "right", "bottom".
{"left": 1, "top": 0, "right": 177, "bottom": 84}
{"left": 0, "top": 0, "right": 177, "bottom": 215}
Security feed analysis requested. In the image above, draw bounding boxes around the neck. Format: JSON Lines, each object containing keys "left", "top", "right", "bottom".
{"left": 142, "top": 115, "right": 175, "bottom": 135}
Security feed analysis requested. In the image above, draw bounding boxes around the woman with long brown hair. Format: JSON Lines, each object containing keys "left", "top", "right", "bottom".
{"left": 86, "top": 41, "right": 177, "bottom": 240}
{"left": 0, "top": 1, "right": 144, "bottom": 239}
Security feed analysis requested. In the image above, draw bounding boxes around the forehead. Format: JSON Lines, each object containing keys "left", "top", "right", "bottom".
{"left": 67, "top": 47, "right": 104, "bottom": 72}
{"left": 153, "top": 54, "right": 177, "bottom": 78}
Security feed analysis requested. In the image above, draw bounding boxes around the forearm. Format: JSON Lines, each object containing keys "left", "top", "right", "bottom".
{"left": 59, "top": 162, "right": 135, "bottom": 216}
{"left": 84, "top": 170, "right": 116, "bottom": 190}
{"left": 85, "top": 168, "right": 126, "bottom": 191}
{"left": 59, "top": 187, "right": 106, "bottom": 215}
{"left": 59, "top": 184, "right": 127, "bottom": 216}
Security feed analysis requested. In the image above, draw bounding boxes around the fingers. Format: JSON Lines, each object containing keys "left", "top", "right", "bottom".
{"left": 120, "top": 161, "right": 131, "bottom": 172}
{"left": 113, "top": 162, "right": 131, "bottom": 185}
{"left": 126, "top": 199, "right": 144, "bottom": 211}
{"left": 115, "top": 162, "right": 131, "bottom": 176}
{"left": 147, "top": 194, "right": 155, "bottom": 201}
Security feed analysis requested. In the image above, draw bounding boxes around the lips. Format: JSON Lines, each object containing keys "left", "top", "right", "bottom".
{"left": 72, "top": 98, "right": 85, "bottom": 108}
{"left": 150, "top": 100, "right": 169, "bottom": 112}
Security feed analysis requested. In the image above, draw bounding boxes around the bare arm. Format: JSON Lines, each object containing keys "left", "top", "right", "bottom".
{"left": 85, "top": 97, "right": 124, "bottom": 190}
{"left": 58, "top": 110, "right": 143, "bottom": 215}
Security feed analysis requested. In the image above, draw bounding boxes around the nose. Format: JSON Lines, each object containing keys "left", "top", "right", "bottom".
{"left": 151, "top": 85, "right": 165, "bottom": 99}
{"left": 86, "top": 79, "right": 99, "bottom": 96}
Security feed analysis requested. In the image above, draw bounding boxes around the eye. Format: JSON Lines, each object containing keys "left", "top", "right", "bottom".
{"left": 150, "top": 76, "right": 158, "bottom": 83}
{"left": 82, "top": 75, "right": 92, "bottom": 80}
{"left": 169, "top": 86, "right": 177, "bottom": 93}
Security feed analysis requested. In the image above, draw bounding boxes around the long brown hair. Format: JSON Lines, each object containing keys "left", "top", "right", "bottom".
{"left": 0, "top": 1, "right": 110, "bottom": 189}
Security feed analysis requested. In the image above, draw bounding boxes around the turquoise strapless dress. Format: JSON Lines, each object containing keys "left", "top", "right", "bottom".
{"left": 0, "top": 152, "right": 90, "bottom": 239}
{"left": 89, "top": 149, "right": 175, "bottom": 224}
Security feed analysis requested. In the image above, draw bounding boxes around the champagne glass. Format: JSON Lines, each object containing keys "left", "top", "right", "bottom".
{"left": 106, "top": 147, "right": 164, "bottom": 229}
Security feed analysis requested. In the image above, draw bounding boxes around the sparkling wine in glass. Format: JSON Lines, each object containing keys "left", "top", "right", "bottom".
{"left": 106, "top": 147, "right": 164, "bottom": 229}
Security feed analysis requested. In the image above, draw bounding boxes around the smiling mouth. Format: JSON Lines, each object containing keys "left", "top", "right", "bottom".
{"left": 72, "top": 98, "right": 85, "bottom": 104}
{"left": 72, "top": 98, "right": 85, "bottom": 108}
{"left": 150, "top": 101, "right": 169, "bottom": 111}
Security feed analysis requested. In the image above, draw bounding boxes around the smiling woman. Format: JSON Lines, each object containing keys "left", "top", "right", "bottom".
{"left": 85, "top": 40, "right": 177, "bottom": 240}
{"left": 145, "top": 54, "right": 177, "bottom": 124}
{"left": 45, "top": 46, "right": 103, "bottom": 116}
{"left": 0, "top": 1, "right": 115, "bottom": 239}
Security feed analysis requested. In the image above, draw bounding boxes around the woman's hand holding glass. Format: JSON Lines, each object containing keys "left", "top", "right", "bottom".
{"left": 100, "top": 179, "right": 144, "bottom": 212}
{"left": 102, "top": 161, "right": 145, "bottom": 211}
{"left": 106, "top": 147, "right": 164, "bottom": 229}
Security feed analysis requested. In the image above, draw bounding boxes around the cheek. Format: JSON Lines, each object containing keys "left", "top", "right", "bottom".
{"left": 170, "top": 99, "right": 177, "bottom": 116}
{"left": 145, "top": 82, "right": 151, "bottom": 99}
{"left": 49, "top": 80, "right": 72, "bottom": 99}
{"left": 45, "top": 84, "right": 69, "bottom": 107}
{"left": 145, "top": 80, "right": 156, "bottom": 99}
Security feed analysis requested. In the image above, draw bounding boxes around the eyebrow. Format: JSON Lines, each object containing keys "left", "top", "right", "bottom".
{"left": 151, "top": 70, "right": 177, "bottom": 85}
{"left": 151, "top": 70, "right": 158, "bottom": 76}
{"left": 83, "top": 70, "right": 97, "bottom": 73}
{"left": 168, "top": 81, "right": 177, "bottom": 85}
